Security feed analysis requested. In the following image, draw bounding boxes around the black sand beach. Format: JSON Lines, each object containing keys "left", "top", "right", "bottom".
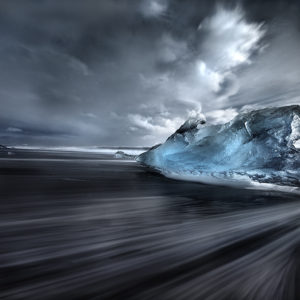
{"left": 1, "top": 149, "right": 300, "bottom": 299}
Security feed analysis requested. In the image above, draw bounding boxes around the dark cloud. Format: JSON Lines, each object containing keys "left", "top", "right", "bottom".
{"left": 0, "top": 0, "right": 299, "bottom": 146}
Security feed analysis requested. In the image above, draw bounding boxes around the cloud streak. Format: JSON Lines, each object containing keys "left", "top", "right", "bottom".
{"left": 128, "top": 5, "right": 266, "bottom": 135}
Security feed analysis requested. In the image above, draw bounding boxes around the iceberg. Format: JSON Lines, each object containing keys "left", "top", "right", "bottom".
{"left": 138, "top": 105, "right": 300, "bottom": 188}
{"left": 114, "top": 150, "right": 137, "bottom": 159}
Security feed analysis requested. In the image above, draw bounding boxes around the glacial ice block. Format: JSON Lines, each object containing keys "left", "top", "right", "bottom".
{"left": 138, "top": 105, "right": 300, "bottom": 187}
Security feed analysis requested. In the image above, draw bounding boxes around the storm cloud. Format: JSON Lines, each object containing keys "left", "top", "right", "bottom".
{"left": 0, "top": 0, "right": 299, "bottom": 146}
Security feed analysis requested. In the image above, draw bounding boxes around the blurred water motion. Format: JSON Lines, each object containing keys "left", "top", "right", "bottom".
{"left": 1, "top": 149, "right": 300, "bottom": 299}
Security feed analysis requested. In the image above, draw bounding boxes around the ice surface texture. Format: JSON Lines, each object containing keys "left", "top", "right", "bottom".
{"left": 138, "top": 105, "right": 300, "bottom": 187}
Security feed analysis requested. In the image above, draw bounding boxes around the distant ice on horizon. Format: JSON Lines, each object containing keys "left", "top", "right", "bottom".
{"left": 13, "top": 146, "right": 147, "bottom": 156}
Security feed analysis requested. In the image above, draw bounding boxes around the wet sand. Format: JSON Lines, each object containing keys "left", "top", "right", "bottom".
{"left": 1, "top": 149, "right": 300, "bottom": 299}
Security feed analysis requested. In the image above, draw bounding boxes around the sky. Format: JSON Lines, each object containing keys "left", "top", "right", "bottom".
{"left": 0, "top": 0, "right": 299, "bottom": 147}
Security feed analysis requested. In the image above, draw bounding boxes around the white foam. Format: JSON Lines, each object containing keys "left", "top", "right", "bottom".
{"left": 163, "top": 171, "right": 300, "bottom": 194}
{"left": 13, "top": 146, "right": 147, "bottom": 156}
